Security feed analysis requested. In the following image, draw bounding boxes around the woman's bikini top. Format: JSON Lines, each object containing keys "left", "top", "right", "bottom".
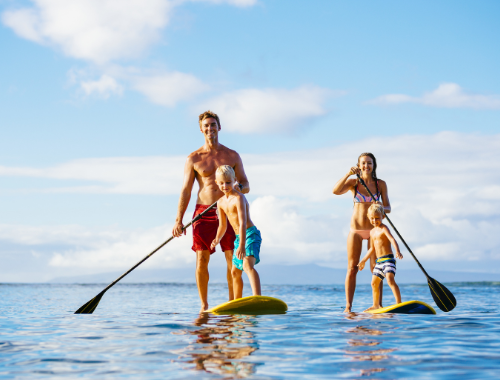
{"left": 353, "top": 180, "right": 381, "bottom": 203}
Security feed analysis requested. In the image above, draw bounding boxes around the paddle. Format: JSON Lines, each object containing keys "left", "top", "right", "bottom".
{"left": 356, "top": 174, "right": 457, "bottom": 312}
{"left": 74, "top": 200, "right": 218, "bottom": 314}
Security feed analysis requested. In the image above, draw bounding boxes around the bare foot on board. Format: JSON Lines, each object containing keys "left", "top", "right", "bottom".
{"left": 199, "top": 304, "right": 209, "bottom": 313}
{"left": 363, "top": 305, "right": 382, "bottom": 312}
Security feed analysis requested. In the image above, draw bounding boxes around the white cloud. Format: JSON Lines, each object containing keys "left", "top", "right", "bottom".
{"left": 0, "top": 156, "right": 185, "bottom": 194}
{"left": 2, "top": 0, "right": 174, "bottom": 64}
{"left": 80, "top": 74, "right": 123, "bottom": 98}
{"left": 192, "top": 0, "right": 257, "bottom": 6}
{"left": 251, "top": 196, "right": 344, "bottom": 265}
{"left": 132, "top": 72, "right": 209, "bottom": 107}
{"left": 48, "top": 224, "right": 194, "bottom": 269}
{"left": 2, "top": 132, "right": 500, "bottom": 276}
{"left": 198, "top": 85, "right": 336, "bottom": 134}
{"left": 369, "top": 83, "right": 500, "bottom": 109}
{"left": 2, "top": 0, "right": 257, "bottom": 64}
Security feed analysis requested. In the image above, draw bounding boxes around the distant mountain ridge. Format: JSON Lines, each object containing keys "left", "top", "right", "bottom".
{"left": 49, "top": 264, "right": 500, "bottom": 285}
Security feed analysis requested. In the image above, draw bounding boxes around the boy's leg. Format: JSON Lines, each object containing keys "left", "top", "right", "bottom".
{"left": 231, "top": 265, "right": 244, "bottom": 299}
{"left": 385, "top": 273, "right": 401, "bottom": 304}
{"left": 364, "top": 275, "right": 383, "bottom": 312}
{"left": 196, "top": 250, "right": 211, "bottom": 312}
{"left": 224, "top": 250, "right": 234, "bottom": 301}
{"left": 242, "top": 256, "right": 261, "bottom": 296}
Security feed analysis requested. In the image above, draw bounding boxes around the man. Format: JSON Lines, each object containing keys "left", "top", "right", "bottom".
{"left": 172, "top": 110, "right": 250, "bottom": 312}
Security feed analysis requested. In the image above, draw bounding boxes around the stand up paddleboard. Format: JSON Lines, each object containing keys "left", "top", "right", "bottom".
{"left": 366, "top": 300, "right": 436, "bottom": 315}
{"left": 207, "top": 295, "right": 288, "bottom": 315}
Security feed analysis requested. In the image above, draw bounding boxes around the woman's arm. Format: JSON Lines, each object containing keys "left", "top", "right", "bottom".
{"left": 333, "top": 167, "right": 359, "bottom": 195}
{"left": 379, "top": 180, "right": 392, "bottom": 214}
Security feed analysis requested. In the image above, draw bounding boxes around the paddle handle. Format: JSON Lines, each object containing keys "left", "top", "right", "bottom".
{"left": 96, "top": 200, "right": 219, "bottom": 296}
{"left": 356, "top": 175, "right": 430, "bottom": 279}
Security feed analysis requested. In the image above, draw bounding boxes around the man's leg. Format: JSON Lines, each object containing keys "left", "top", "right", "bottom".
{"left": 196, "top": 250, "right": 211, "bottom": 312}
{"left": 231, "top": 265, "right": 244, "bottom": 299}
{"left": 242, "top": 256, "right": 261, "bottom": 296}
{"left": 224, "top": 250, "right": 235, "bottom": 301}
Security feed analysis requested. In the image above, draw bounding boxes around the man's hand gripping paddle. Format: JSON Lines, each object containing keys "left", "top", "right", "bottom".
{"left": 357, "top": 175, "right": 456, "bottom": 312}
{"left": 74, "top": 200, "right": 218, "bottom": 314}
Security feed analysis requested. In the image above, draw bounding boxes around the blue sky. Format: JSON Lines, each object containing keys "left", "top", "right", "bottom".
{"left": 1, "top": 0, "right": 500, "bottom": 281}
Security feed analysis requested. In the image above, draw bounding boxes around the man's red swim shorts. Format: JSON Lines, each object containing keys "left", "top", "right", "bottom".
{"left": 192, "top": 204, "right": 236, "bottom": 254}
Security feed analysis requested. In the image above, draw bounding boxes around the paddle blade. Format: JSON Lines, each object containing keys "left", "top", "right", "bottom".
{"left": 427, "top": 277, "right": 456, "bottom": 312}
{"left": 74, "top": 293, "right": 103, "bottom": 314}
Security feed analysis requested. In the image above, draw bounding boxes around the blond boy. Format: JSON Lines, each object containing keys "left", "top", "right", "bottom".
{"left": 211, "top": 165, "right": 262, "bottom": 299}
{"left": 358, "top": 203, "right": 403, "bottom": 312}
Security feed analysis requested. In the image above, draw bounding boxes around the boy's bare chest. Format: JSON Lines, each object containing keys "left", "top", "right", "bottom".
{"left": 221, "top": 200, "right": 238, "bottom": 217}
{"left": 372, "top": 233, "right": 390, "bottom": 249}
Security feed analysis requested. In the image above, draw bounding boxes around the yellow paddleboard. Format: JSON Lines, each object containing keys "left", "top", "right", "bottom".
{"left": 207, "top": 295, "right": 288, "bottom": 315}
{"left": 366, "top": 300, "right": 436, "bottom": 315}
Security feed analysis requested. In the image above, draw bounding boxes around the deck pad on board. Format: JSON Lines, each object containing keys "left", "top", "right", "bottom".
{"left": 207, "top": 295, "right": 288, "bottom": 314}
{"left": 366, "top": 300, "right": 436, "bottom": 314}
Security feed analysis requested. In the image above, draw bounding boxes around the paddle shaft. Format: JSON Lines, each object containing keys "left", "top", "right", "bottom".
{"left": 92, "top": 200, "right": 218, "bottom": 299}
{"left": 356, "top": 174, "right": 431, "bottom": 279}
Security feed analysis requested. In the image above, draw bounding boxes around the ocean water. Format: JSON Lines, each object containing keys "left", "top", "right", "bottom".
{"left": 1, "top": 282, "right": 499, "bottom": 379}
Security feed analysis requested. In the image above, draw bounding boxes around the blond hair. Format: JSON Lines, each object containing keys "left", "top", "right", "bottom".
{"left": 367, "top": 203, "right": 385, "bottom": 218}
{"left": 216, "top": 165, "right": 235, "bottom": 181}
{"left": 199, "top": 110, "right": 221, "bottom": 128}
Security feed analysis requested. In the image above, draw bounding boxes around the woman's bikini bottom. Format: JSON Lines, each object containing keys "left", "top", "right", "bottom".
{"left": 350, "top": 229, "right": 371, "bottom": 240}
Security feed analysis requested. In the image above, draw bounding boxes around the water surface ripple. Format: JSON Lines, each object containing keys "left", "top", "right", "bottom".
{"left": 1, "top": 283, "right": 499, "bottom": 379}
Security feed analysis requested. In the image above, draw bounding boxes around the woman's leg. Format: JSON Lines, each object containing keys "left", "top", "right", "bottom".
{"left": 368, "top": 239, "right": 383, "bottom": 307}
{"left": 345, "top": 231, "right": 363, "bottom": 312}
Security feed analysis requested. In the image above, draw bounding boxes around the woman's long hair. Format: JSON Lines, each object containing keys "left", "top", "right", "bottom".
{"left": 355, "top": 152, "right": 380, "bottom": 200}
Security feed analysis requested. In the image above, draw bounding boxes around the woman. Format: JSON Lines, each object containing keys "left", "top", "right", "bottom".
{"left": 333, "top": 153, "right": 391, "bottom": 312}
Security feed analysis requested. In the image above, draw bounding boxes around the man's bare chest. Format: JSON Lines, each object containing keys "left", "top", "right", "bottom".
{"left": 194, "top": 156, "right": 235, "bottom": 178}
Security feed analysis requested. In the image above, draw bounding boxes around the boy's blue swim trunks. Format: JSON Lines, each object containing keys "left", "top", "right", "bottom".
{"left": 232, "top": 226, "right": 262, "bottom": 271}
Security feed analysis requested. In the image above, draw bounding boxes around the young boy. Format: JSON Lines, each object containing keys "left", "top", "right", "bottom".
{"left": 211, "top": 165, "right": 262, "bottom": 299}
{"left": 358, "top": 203, "right": 403, "bottom": 312}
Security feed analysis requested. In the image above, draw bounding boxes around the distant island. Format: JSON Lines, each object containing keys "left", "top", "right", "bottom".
{"left": 48, "top": 264, "right": 500, "bottom": 285}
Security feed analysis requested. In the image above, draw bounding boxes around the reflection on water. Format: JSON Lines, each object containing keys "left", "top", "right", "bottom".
{"left": 2, "top": 284, "right": 500, "bottom": 379}
{"left": 343, "top": 313, "right": 398, "bottom": 377}
{"left": 176, "top": 313, "right": 259, "bottom": 378}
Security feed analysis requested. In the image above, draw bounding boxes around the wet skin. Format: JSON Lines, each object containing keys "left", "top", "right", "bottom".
{"left": 211, "top": 175, "right": 261, "bottom": 299}
{"left": 333, "top": 156, "right": 392, "bottom": 313}
{"left": 172, "top": 117, "right": 250, "bottom": 312}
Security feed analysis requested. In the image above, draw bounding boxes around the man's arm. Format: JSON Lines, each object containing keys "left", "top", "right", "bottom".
{"left": 211, "top": 203, "right": 228, "bottom": 250}
{"left": 172, "top": 157, "right": 196, "bottom": 237}
{"left": 383, "top": 225, "right": 402, "bottom": 259}
{"left": 233, "top": 153, "right": 250, "bottom": 194}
